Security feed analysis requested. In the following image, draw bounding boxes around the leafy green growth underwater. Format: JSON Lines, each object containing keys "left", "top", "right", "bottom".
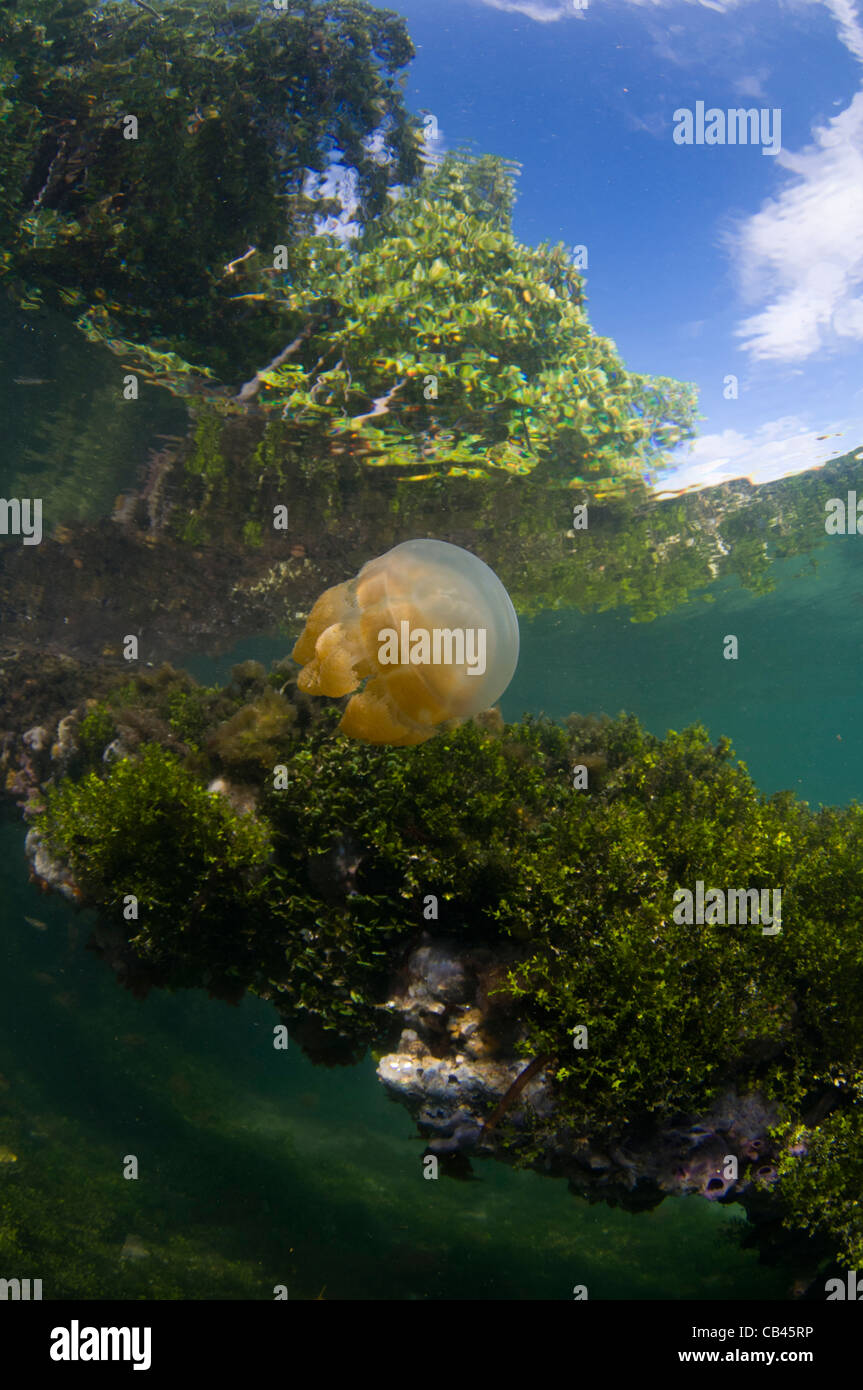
{"left": 31, "top": 662, "right": 863, "bottom": 1273}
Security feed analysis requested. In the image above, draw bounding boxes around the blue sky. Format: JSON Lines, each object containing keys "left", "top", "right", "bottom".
{"left": 383, "top": 0, "right": 863, "bottom": 491}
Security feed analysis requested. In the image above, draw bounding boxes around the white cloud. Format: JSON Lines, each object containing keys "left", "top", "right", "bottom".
{"left": 834, "top": 295, "right": 863, "bottom": 334}
{"left": 823, "top": 0, "right": 863, "bottom": 63}
{"left": 304, "top": 118, "right": 448, "bottom": 242}
{"left": 306, "top": 163, "right": 362, "bottom": 243}
{"left": 732, "top": 69, "right": 769, "bottom": 99}
{"left": 478, "top": 0, "right": 582, "bottom": 19}
{"left": 475, "top": 0, "right": 742, "bottom": 12}
{"left": 653, "top": 416, "right": 859, "bottom": 493}
{"left": 473, "top": 0, "right": 863, "bottom": 63}
{"left": 731, "top": 92, "right": 863, "bottom": 362}
{"left": 472, "top": 0, "right": 863, "bottom": 368}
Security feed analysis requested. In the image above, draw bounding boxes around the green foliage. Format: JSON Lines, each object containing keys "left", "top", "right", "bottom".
{"left": 4, "top": 0, "right": 697, "bottom": 488}
{"left": 105, "top": 664, "right": 231, "bottom": 727}
{"left": 776, "top": 1106, "right": 863, "bottom": 1270}
{"left": 177, "top": 151, "right": 698, "bottom": 484}
{"left": 36, "top": 686, "right": 863, "bottom": 1125}
{"left": 0, "top": 0, "right": 421, "bottom": 376}
{"left": 41, "top": 744, "right": 272, "bottom": 988}
{"left": 269, "top": 712, "right": 862, "bottom": 1127}
{"left": 33, "top": 669, "right": 863, "bottom": 1267}
{"left": 166, "top": 687, "right": 213, "bottom": 744}
{"left": 75, "top": 704, "right": 117, "bottom": 765}
{"left": 1, "top": 0, "right": 698, "bottom": 515}
{"left": 185, "top": 411, "right": 228, "bottom": 484}
{"left": 180, "top": 513, "right": 206, "bottom": 546}
{"left": 208, "top": 687, "right": 297, "bottom": 775}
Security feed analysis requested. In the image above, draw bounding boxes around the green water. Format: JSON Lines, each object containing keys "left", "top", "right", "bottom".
{"left": 7, "top": 546, "right": 854, "bottom": 1297}
{"left": 0, "top": 806, "right": 789, "bottom": 1300}
{"left": 3, "top": 0, "right": 860, "bottom": 1306}
{"left": 1, "top": 370, "right": 847, "bottom": 1294}
{"left": 507, "top": 542, "right": 863, "bottom": 808}
{"left": 0, "top": 305, "right": 186, "bottom": 524}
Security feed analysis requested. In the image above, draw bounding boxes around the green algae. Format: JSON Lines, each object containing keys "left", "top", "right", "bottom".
{"left": 33, "top": 667, "right": 863, "bottom": 1259}
{"left": 775, "top": 1108, "right": 863, "bottom": 1271}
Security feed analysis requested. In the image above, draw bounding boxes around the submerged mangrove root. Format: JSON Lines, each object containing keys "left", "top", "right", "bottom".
{"left": 478, "top": 1053, "right": 555, "bottom": 1141}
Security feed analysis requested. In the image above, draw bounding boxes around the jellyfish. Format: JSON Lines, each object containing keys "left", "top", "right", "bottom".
{"left": 291, "top": 539, "right": 520, "bottom": 746}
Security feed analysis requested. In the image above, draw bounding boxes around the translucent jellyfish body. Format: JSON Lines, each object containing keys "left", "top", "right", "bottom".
{"left": 292, "top": 539, "right": 520, "bottom": 745}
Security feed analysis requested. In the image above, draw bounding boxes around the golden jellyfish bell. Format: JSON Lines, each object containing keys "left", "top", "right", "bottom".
{"left": 292, "top": 539, "right": 520, "bottom": 746}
